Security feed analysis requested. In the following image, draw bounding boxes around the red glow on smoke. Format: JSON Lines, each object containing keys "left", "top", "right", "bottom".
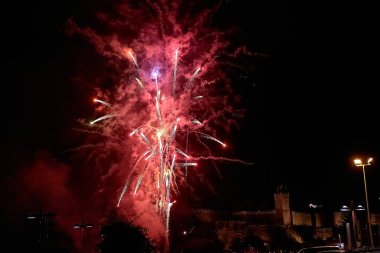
{"left": 16, "top": 151, "right": 101, "bottom": 252}
{"left": 66, "top": 0, "right": 253, "bottom": 250}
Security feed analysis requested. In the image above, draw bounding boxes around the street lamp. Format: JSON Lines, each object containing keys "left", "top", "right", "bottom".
{"left": 354, "top": 157, "right": 374, "bottom": 248}
{"left": 308, "top": 202, "right": 322, "bottom": 228}
{"left": 73, "top": 218, "right": 93, "bottom": 253}
{"left": 26, "top": 211, "right": 54, "bottom": 253}
{"left": 340, "top": 201, "right": 365, "bottom": 248}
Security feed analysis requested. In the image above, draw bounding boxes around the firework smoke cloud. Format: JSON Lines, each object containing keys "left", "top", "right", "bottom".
{"left": 66, "top": 0, "right": 253, "bottom": 249}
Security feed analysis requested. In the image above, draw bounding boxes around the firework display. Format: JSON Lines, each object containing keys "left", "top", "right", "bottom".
{"left": 69, "top": 0, "right": 251, "bottom": 249}
{"left": 91, "top": 47, "right": 229, "bottom": 234}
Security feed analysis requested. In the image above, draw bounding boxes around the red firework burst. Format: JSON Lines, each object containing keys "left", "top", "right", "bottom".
{"left": 68, "top": 0, "right": 252, "bottom": 249}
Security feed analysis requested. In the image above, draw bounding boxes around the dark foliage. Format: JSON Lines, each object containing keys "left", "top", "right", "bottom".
{"left": 231, "top": 234, "right": 265, "bottom": 253}
{"left": 96, "top": 221, "right": 154, "bottom": 253}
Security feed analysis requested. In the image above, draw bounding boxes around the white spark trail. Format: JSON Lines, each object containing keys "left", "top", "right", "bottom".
{"left": 117, "top": 149, "right": 151, "bottom": 206}
{"left": 90, "top": 114, "right": 116, "bottom": 125}
{"left": 139, "top": 132, "right": 152, "bottom": 148}
{"left": 128, "top": 51, "right": 139, "bottom": 70}
{"left": 177, "top": 163, "right": 197, "bottom": 167}
{"left": 191, "top": 119, "right": 202, "bottom": 125}
{"left": 175, "top": 148, "right": 189, "bottom": 158}
{"left": 169, "top": 118, "right": 180, "bottom": 143}
{"left": 199, "top": 133, "right": 226, "bottom": 147}
{"left": 134, "top": 164, "right": 148, "bottom": 194}
{"left": 156, "top": 90, "right": 162, "bottom": 126}
{"left": 135, "top": 78, "right": 144, "bottom": 89}
{"left": 192, "top": 156, "right": 254, "bottom": 165}
{"left": 186, "top": 67, "right": 201, "bottom": 87}
{"left": 173, "top": 49, "right": 178, "bottom": 96}
{"left": 166, "top": 201, "right": 175, "bottom": 234}
{"left": 155, "top": 75, "right": 159, "bottom": 92}
{"left": 94, "top": 99, "right": 111, "bottom": 107}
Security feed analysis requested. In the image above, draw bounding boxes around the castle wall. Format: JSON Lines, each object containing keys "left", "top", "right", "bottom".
{"left": 292, "top": 211, "right": 311, "bottom": 226}
{"left": 192, "top": 191, "right": 380, "bottom": 251}
{"left": 331, "top": 212, "right": 380, "bottom": 225}
{"left": 216, "top": 221, "right": 272, "bottom": 251}
{"left": 216, "top": 221, "right": 247, "bottom": 252}
{"left": 292, "top": 211, "right": 340, "bottom": 227}
{"left": 274, "top": 192, "right": 292, "bottom": 225}
{"left": 248, "top": 224, "right": 272, "bottom": 242}
{"left": 371, "top": 213, "right": 380, "bottom": 225}
{"left": 314, "top": 227, "right": 333, "bottom": 240}
{"left": 333, "top": 211, "right": 344, "bottom": 226}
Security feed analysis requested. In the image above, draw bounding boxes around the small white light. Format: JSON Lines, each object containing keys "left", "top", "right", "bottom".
{"left": 354, "top": 159, "right": 362, "bottom": 166}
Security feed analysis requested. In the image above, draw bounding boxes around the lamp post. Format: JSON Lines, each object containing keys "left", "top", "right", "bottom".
{"left": 73, "top": 218, "right": 93, "bottom": 253}
{"left": 354, "top": 157, "right": 374, "bottom": 248}
{"left": 26, "top": 211, "right": 54, "bottom": 253}
{"left": 340, "top": 201, "right": 365, "bottom": 248}
{"left": 308, "top": 202, "right": 322, "bottom": 228}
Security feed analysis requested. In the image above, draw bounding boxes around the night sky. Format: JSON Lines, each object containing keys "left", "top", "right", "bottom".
{"left": 1, "top": 0, "right": 380, "bottom": 251}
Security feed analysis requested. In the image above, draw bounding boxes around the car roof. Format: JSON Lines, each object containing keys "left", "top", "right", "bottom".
{"left": 297, "top": 246, "right": 341, "bottom": 253}
{"left": 318, "top": 250, "right": 345, "bottom": 253}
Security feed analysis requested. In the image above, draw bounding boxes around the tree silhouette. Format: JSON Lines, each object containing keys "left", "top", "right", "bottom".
{"left": 231, "top": 234, "right": 265, "bottom": 253}
{"left": 172, "top": 222, "right": 223, "bottom": 253}
{"left": 96, "top": 221, "right": 154, "bottom": 253}
{"left": 271, "top": 225, "right": 301, "bottom": 251}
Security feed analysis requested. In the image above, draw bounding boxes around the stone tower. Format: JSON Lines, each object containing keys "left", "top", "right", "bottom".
{"left": 274, "top": 185, "right": 292, "bottom": 226}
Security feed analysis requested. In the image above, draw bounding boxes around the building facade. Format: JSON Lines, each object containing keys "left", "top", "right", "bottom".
{"left": 192, "top": 187, "right": 380, "bottom": 252}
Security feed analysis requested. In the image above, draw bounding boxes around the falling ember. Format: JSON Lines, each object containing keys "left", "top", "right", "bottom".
{"left": 134, "top": 78, "right": 144, "bottom": 89}
{"left": 173, "top": 49, "right": 179, "bottom": 97}
{"left": 70, "top": 0, "right": 253, "bottom": 251}
{"left": 89, "top": 114, "right": 116, "bottom": 125}
{"left": 93, "top": 98, "right": 111, "bottom": 107}
{"left": 175, "top": 148, "right": 189, "bottom": 158}
{"left": 128, "top": 50, "right": 139, "bottom": 70}
{"left": 191, "top": 119, "right": 202, "bottom": 125}
{"left": 177, "top": 163, "right": 197, "bottom": 167}
{"left": 198, "top": 133, "right": 226, "bottom": 147}
{"left": 186, "top": 67, "right": 201, "bottom": 88}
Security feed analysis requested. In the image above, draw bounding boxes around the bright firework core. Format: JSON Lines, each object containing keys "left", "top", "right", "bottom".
{"left": 70, "top": 0, "right": 252, "bottom": 250}
{"left": 113, "top": 49, "right": 226, "bottom": 230}
{"left": 91, "top": 48, "right": 228, "bottom": 246}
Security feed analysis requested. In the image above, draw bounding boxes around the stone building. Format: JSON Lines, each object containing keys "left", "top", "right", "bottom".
{"left": 191, "top": 186, "right": 380, "bottom": 252}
